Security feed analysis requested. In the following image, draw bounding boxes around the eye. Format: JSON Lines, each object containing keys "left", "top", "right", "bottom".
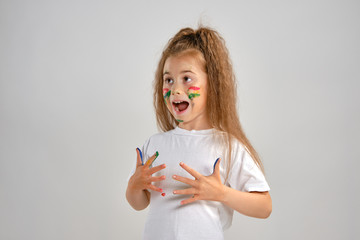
{"left": 164, "top": 78, "right": 174, "bottom": 84}
{"left": 184, "top": 76, "right": 192, "bottom": 83}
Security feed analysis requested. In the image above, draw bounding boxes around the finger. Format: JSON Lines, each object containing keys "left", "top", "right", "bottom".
{"left": 145, "top": 151, "right": 159, "bottom": 166}
{"left": 149, "top": 175, "right": 166, "bottom": 182}
{"left": 181, "top": 196, "right": 198, "bottom": 205}
{"left": 179, "top": 162, "right": 202, "bottom": 179}
{"left": 148, "top": 164, "right": 166, "bottom": 175}
{"left": 213, "top": 158, "right": 221, "bottom": 174}
{"left": 147, "top": 184, "right": 163, "bottom": 193}
{"left": 173, "top": 187, "right": 196, "bottom": 195}
{"left": 136, "top": 148, "right": 143, "bottom": 166}
{"left": 172, "top": 175, "right": 197, "bottom": 186}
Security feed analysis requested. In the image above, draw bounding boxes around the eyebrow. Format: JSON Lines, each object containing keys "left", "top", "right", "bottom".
{"left": 163, "top": 70, "right": 195, "bottom": 76}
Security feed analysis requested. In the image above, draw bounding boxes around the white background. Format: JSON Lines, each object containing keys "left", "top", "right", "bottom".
{"left": 1, "top": 0, "right": 359, "bottom": 239}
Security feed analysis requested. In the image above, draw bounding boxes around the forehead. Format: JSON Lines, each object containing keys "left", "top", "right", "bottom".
{"left": 163, "top": 51, "right": 206, "bottom": 74}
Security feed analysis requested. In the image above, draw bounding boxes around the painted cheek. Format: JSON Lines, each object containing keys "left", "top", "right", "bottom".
{"left": 163, "top": 88, "right": 169, "bottom": 94}
{"left": 188, "top": 86, "right": 200, "bottom": 91}
{"left": 163, "top": 88, "right": 171, "bottom": 103}
{"left": 187, "top": 86, "right": 201, "bottom": 100}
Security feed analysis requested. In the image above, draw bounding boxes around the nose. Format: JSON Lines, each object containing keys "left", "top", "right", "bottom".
{"left": 172, "top": 89, "right": 181, "bottom": 95}
{"left": 171, "top": 81, "right": 183, "bottom": 95}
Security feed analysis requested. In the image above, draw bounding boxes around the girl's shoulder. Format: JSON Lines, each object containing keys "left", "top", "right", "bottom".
{"left": 147, "top": 129, "right": 174, "bottom": 140}
{"left": 211, "top": 130, "right": 247, "bottom": 151}
{"left": 141, "top": 129, "right": 174, "bottom": 146}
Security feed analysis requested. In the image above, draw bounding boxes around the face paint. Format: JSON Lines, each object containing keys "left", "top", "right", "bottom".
{"left": 145, "top": 151, "right": 159, "bottom": 166}
{"left": 187, "top": 86, "right": 200, "bottom": 100}
{"left": 176, "top": 119, "right": 183, "bottom": 122}
{"left": 188, "top": 86, "right": 200, "bottom": 90}
{"left": 163, "top": 88, "right": 171, "bottom": 101}
{"left": 163, "top": 88, "right": 171, "bottom": 105}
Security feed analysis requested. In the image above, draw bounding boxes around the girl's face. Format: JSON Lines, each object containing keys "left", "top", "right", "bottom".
{"left": 162, "top": 52, "right": 211, "bottom": 130}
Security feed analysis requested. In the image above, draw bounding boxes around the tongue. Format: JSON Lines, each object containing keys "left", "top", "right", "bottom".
{"left": 178, "top": 102, "right": 189, "bottom": 111}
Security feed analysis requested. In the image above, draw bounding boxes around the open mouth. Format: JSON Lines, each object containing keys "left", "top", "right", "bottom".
{"left": 172, "top": 100, "right": 189, "bottom": 114}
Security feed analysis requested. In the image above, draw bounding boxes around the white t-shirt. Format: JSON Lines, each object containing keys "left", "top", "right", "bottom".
{"left": 134, "top": 127, "right": 270, "bottom": 240}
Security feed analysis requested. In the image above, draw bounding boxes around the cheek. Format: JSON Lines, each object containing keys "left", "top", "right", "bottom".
{"left": 163, "top": 88, "right": 173, "bottom": 112}
{"left": 194, "top": 88, "right": 207, "bottom": 110}
{"left": 187, "top": 86, "right": 201, "bottom": 100}
{"left": 163, "top": 88, "right": 171, "bottom": 102}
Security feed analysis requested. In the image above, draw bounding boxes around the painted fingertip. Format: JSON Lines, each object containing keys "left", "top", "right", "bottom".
{"left": 151, "top": 151, "right": 159, "bottom": 164}
{"left": 137, "top": 147, "right": 143, "bottom": 165}
{"left": 213, "top": 158, "right": 220, "bottom": 171}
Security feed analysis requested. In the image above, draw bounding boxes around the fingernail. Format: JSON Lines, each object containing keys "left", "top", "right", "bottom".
{"left": 180, "top": 162, "right": 184, "bottom": 166}
{"left": 152, "top": 151, "right": 159, "bottom": 162}
{"left": 173, "top": 191, "right": 177, "bottom": 194}
{"left": 137, "top": 147, "right": 143, "bottom": 165}
{"left": 213, "top": 158, "right": 219, "bottom": 170}
{"left": 146, "top": 151, "right": 159, "bottom": 166}
{"left": 173, "top": 175, "right": 177, "bottom": 179}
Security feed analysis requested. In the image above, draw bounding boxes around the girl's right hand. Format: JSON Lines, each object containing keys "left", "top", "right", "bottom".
{"left": 128, "top": 148, "right": 166, "bottom": 193}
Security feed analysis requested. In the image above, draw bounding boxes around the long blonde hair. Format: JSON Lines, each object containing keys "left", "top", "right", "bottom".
{"left": 153, "top": 27, "right": 264, "bottom": 174}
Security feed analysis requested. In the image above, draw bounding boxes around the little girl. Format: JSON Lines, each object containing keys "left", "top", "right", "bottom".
{"left": 126, "top": 26, "right": 272, "bottom": 240}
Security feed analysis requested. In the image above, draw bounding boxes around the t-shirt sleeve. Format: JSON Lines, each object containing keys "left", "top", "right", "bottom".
{"left": 227, "top": 144, "right": 270, "bottom": 192}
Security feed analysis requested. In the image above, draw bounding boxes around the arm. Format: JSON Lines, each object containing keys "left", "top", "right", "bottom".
{"left": 221, "top": 188, "right": 272, "bottom": 219}
{"left": 126, "top": 176, "right": 150, "bottom": 211}
{"left": 126, "top": 149, "right": 166, "bottom": 211}
{"left": 126, "top": 178, "right": 151, "bottom": 211}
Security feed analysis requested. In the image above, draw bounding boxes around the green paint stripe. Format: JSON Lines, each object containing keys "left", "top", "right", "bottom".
{"left": 164, "top": 90, "right": 171, "bottom": 100}
{"left": 145, "top": 151, "right": 159, "bottom": 166}
{"left": 188, "top": 93, "right": 200, "bottom": 100}
{"left": 176, "top": 119, "right": 183, "bottom": 122}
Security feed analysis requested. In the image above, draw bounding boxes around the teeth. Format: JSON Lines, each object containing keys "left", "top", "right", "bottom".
{"left": 175, "top": 106, "right": 179, "bottom": 112}
{"left": 173, "top": 101, "right": 188, "bottom": 104}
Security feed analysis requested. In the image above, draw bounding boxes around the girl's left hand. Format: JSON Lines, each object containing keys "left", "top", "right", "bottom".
{"left": 172, "top": 158, "right": 225, "bottom": 205}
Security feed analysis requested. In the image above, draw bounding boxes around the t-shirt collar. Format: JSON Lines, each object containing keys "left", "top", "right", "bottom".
{"left": 173, "top": 126, "right": 214, "bottom": 136}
